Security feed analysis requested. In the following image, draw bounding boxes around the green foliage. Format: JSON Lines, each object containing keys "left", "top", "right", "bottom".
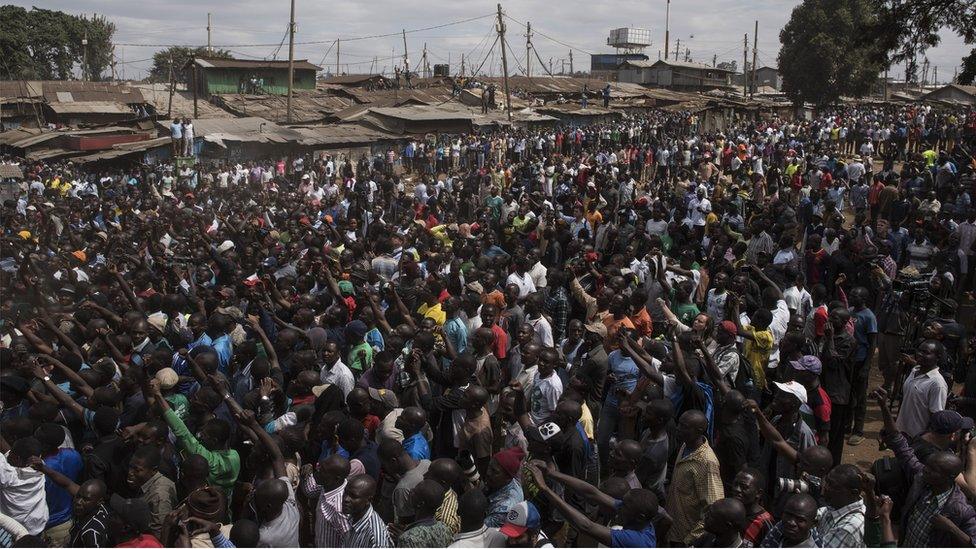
{"left": 778, "top": 0, "right": 886, "bottom": 106}
{"left": 148, "top": 47, "right": 232, "bottom": 85}
{"left": 0, "top": 6, "right": 115, "bottom": 80}
{"left": 960, "top": 49, "right": 976, "bottom": 85}
{"left": 860, "top": 0, "right": 976, "bottom": 65}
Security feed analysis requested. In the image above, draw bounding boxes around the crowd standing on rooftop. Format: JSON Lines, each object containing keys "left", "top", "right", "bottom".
{"left": 0, "top": 102, "right": 975, "bottom": 548}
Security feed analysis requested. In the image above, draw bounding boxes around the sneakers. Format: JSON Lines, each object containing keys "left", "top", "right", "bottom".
{"left": 848, "top": 434, "right": 865, "bottom": 446}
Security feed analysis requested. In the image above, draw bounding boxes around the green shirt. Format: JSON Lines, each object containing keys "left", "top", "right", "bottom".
{"left": 164, "top": 393, "right": 190, "bottom": 422}
{"left": 163, "top": 409, "right": 240, "bottom": 500}
{"left": 673, "top": 301, "right": 701, "bottom": 326}
{"left": 348, "top": 342, "right": 373, "bottom": 372}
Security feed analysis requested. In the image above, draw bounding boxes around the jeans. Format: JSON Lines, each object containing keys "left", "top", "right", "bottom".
{"left": 828, "top": 403, "right": 851, "bottom": 465}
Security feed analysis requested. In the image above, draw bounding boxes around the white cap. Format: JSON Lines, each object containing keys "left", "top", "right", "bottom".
{"left": 773, "top": 381, "right": 808, "bottom": 405}
{"left": 216, "top": 240, "right": 235, "bottom": 254}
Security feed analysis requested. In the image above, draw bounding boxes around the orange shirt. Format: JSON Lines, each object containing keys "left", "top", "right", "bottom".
{"left": 629, "top": 308, "right": 653, "bottom": 338}
{"left": 603, "top": 315, "right": 635, "bottom": 351}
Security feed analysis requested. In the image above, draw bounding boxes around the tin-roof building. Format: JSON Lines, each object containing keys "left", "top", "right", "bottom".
{"left": 192, "top": 58, "right": 322, "bottom": 97}
{"left": 618, "top": 59, "right": 734, "bottom": 92}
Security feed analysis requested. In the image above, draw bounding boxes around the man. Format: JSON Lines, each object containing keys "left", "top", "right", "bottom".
{"left": 342, "top": 474, "right": 392, "bottom": 547}
{"left": 816, "top": 464, "right": 865, "bottom": 547}
{"left": 393, "top": 406, "right": 431, "bottom": 460}
{"left": 108, "top": 494, "right": 163, "bottom": 547}
{"left": 320, "top": 341, "right": 355, "bottom": 398}
{"left": 876, "top": 388, "right": 976, "bottom": 547}
{"left": 397, "top": 479, "right": 454, "bottom": 547}
{"left": 911, "top": 410, "right": 973, "bottom": 464}
{"left": 34, "top": 423, "right": 82, "bottom": 545}
{"left": 424, "top": 458, "right": 462, "bottom": 535}
{"left": 759, "top": 494, "right": 822, "bottom": 548}
{"left": 448, "top": 489, "right": 505, "bottom": 548}
{"left": 847, "top": 287, "right": 877, "bottom": 446}
{"left": 666, "top": 410, "right": 725, "bottom": 545}
{"left": 0, "top": 437, "right": 47, "bottom": 536}
{"left": 528, "top": 348, "right": 563, "bottom": 426}
{"left": 377, "top": 438, "right": 431, "bottom": 526}
{"left": 125, "top": 445, "right": 176, "bottom": 539}
{"left": 895, "top": 339, "right": 949, "bottom": 438}
{"left": 301, "top": 454, "right": 350, "bottom": 547}
{"left": 693, "top": 498, "right": 749, "bottom": 548}
{"left": 484, "top": 447, "right": 525, "bottom": 527}
{"left": 527, "top": 465, "right": 658, "bottom": 547}
{"left": 498, "top": 500, "right": 553, "bottom": 548}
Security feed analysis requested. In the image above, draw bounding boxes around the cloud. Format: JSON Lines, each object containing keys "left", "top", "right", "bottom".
{"left": 7, "top": 0, "right": 971, "bottom": 81}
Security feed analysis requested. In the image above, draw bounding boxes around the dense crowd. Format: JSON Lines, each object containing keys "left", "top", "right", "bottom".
{"left": 0, "top": 103, "right": 975, "bottom": 548}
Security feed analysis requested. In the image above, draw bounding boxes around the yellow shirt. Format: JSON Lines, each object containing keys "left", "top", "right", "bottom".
{"left": 580, "top": 402, "right": 595, "bottom": 441}
{"left": 417, "top": 302, "right": 446, "bottom": 325}
{"left": 741, "top": 324, "right": 773, "bottom": 391}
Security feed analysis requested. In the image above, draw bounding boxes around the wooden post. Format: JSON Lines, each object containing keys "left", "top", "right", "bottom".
{"left": 497, "top": 3, "right": 512, "bottom": 121}
{"left": 167, "top": 54, "right": 175, "bottom": 118}
{"left": 742, "top": 34, "right": 748, "bottom": 96}
{"left": 286, "top": 0, "right": 296, "bottom": 124}
{"left": 751, "top": 20, "right": 758, "bottom": 98}
{"left": 192, "top": 62, "right": 198, "bottom": 118}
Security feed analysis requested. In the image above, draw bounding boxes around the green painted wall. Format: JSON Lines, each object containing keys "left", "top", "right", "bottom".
{"left": 202, "top": 68, "right": 316, "bottom": 95}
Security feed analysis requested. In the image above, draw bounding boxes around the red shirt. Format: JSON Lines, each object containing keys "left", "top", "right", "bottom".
{"left": 117, "top": 534, "right": 164, "bottom": 548}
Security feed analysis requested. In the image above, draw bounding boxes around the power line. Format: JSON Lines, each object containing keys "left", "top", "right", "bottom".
{"left": 502, "top": 13, "right": 594, "bottom": 56}
{"left": 112, "top": 13, "right": 495, "bottom": 48}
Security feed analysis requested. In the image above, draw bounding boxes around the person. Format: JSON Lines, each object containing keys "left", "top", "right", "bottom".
{"left": 125, "top": 444, "right": 176, "bottom": 539}
{"left": 893, "top": 339, "right": 949, "bottom": 438}
{"left": 377, "top": 438, "right": 431, "bottom": 526}
{"left": 341, "top": 474, "right": 392, "bottom": 547}
{"left": 498, "top": 500, "right": 553, "bottom": 548}
{"left": 448, "top": 489, "right": 505, "bottom": 548}
{"left": 759, "top": 494, "right": 822, "bottom": 548}
{"left": 397, "top": 479, "right": 454, "bottom": 547}
{"left": 0, "top": 437, "right": 47, "bottom": 536}
{"left": 847, "top": 287, "right": 877, "bottom": 446}
{"left": 692, "top": 497, "right": 749, "bottom": 548}
{"left": 301, "top": 454, "right": 350, "bottom": 547}
{"left": 34, "top": 422, "right": 82, "bottom": 545}
{"left": 484, "top": 447, "right": 525, "bottom": 528}
{"left": 666, "top": 409, "right": 725, "bottom": 545}
{"left": 816, "top": 464, "right": 865, "bottom": 547}
{"left": 874, "top": 388, "right": 976, "bottom": 547}
{"left": 108, "top": 494, "right": 163, "bottom": 547}
{"left": 170, "top": 118, "right": 182, "bottom": 156}
{"left": 729, "top": 468, "right": 776, "bottom": 546}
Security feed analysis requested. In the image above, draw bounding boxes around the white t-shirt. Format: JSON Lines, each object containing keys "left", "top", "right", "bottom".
{"left": 529, "top": 372, "right": 564, "bottom": 426}
{"left": 506, "top": 272, "right": 536, "bottom": 299}
{"left": 527, "top": 316, "right": 554, "bottom": 348}
{"left": 0, "top": 453, "right": 48, "bottom": 535}
{"left": 784, "top": 286, "right": 813, "bottom": 319}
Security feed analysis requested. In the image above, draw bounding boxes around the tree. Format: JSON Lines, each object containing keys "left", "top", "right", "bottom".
{"left": 148, "top": 47, "right": 232, "bottom": 85}
{"left": 0, "top": 6, "right": 115, "bottom": 80}
{"left": 778, "top": 0, "right": 886, "bottom": 106}
{"left": 859, "top": 0, "right": 976, "bottom": 65}
{"left": 959, "top": 49, "right": 976, "bottom": 85}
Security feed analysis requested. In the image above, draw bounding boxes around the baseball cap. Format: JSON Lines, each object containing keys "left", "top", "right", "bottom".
{"left": 718, "top": 320, "right": 737, "bottom": 336}
{"left": 584, "top": 322, "right": 608, "bottom": 339}
{"left": 773, "top": 381, "right": 808, "bottom": 405}
{"left": 789, "top": 355, "right": 822, "bottom": 375}
{"left": 501, "top": 501, "right": 542, "bottom": 538}
{"left": 367, "top": 387, "right": 398, "bottom": 410}
{"left": 110, "top": 494, "right": 151, "bottom": 534}
{"left": 155, "top": 368, "right": 179, "bottom": 391}
{"left": 928, "top": 410, "right": 974, "bottom": 435}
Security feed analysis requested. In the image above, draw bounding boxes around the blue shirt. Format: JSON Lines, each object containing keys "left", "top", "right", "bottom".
{"left": 852, "top": 307, "right": 878, "bottom": 361}
{"left": 605, "top": 351, "right": 640, "bottom": 409}
{"left": 190, "top": 334, "right": 234, "bottom": 374}
{"left": 403, "top": 432, "right": 431, "bottom": 461}
{"left": 443, "top": 317, "right": 468, "bottom": 356}
{"left": 44, "top": 448, "right": 84, "bottom": 527}
{"left": 610, "top": 524, "right": 657, "bottom": 548}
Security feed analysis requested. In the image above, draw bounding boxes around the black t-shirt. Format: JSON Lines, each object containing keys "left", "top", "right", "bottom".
{"left": 714, "top": 414, "right": 759, "bottom": 489}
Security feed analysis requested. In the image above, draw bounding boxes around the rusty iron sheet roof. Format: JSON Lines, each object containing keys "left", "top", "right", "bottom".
{"left": 46, "top": 102, "right": 134, "bottom": 115}
{"left": 0, "top": 164, "right": 25, "bottom": 179}
{"left": 212, "top": 92, "right": 356, "bottom": 124}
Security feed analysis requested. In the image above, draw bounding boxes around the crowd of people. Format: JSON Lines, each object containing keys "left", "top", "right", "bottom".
{"left": 0, "top": 102, "right": 975, "bottom": 548}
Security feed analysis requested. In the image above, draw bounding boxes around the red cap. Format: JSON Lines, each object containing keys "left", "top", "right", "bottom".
{"left": 719, "top": 320, "right": 738, "bottom": 336}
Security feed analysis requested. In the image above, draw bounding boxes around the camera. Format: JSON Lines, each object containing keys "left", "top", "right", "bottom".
{"left": 777, "top": 477, "right": 810, "bottom": 494}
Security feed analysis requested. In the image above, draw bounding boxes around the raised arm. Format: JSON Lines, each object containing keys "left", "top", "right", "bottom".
{"left": 30, "top": 363, "right": 87, "bottom": 418}
{"left": 527, "top": 465, "right": 612, "bottom": 546}
{"left": 28, "top": 456, "right": 80, "bottom": 496}
{"left": 538, "top": 461, "right": 617, "bottom": 511}
{"left": 744, "top": 399, "right": 798, "bottom": 463}
{"left": 234, "top": 409, "right": 287, "bottom": 479}
{"left": 246, "top": 315, "right": 280, "bottom": 371}
{"left": 36, "top": 354, "right": 94, "bottom": 399}
{"left": 695, "top": 339, "right": 731, "bottom": 397}
{"left": 749, "top": 264, "right": 783, "bottom": 301}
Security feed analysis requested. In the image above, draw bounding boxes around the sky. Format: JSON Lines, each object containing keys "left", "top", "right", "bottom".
{"left": 11, "top": 0, "right": 972, "bottom": 83}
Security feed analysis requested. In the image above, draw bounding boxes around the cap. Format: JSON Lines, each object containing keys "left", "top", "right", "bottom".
{"left": 338, "top": 280, "right": 355, "bottom": 297}
{"left": 71, "top": 250, "right": 87, "bottom": 263}
{"left": 155, "top": 368, "right": 179, "bottom": 390}
{"left": 367, "top": 387, "right": 398, "bottom": 409}
{"left": 345, "top": 320, "right": 368, "bottom": 339}
{"left": 584, "top": 322, "right": 608, "bottom": 339}
{"left": 773, "top": 381, "right": 808, "bottom": 405}
{"left": 147, "top": 312, "right": 168, "bottom": 333}
{"left": 491, "top": 447, "right": 525, "bottom": 479}
{"left": 216, "top": 240, "right": 235, "bottom": 254}
{"left": 718, "top": 320, "right": 737, "bottom": 336}
{"left": 928, "top": 410, "right": 974, "bottom": 435}
{"left": 790, "top": 355, "right": 822, "bottom": 375}
{"left": 110, "top": 494, "right": 151, "bottom": 534}
{"left": 500, "top": 501, "right": 542, "bottom": 538}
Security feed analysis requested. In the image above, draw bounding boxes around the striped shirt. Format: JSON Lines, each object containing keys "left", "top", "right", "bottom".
{"left": 301, "top": 476, "right": 349, "bottom": 548}
{"left": 436, "top": 488, "right": 461, "bottom": 534}
{"left": 70, "top": 504, "right": 110, "bottom": 548}
{"left": 343, "top": 505, "right": 391, "bottom": 548}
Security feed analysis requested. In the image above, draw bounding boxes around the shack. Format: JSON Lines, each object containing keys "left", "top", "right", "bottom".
{"left": 193, "top": 58, "right": 322, "bottom": 96}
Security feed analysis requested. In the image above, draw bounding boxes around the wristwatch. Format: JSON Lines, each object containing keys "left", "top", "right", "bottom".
{"left": 42, "top": 376, "right": 51, "bottom": 382}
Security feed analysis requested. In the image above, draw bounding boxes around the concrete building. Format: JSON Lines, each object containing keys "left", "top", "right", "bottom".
{"left": 618, "top": 59, "right": 733, "bottom": 92}
{"left": 192, "top": 58, "right": 322, "bottom": 96}
{"left": 734, "top": 66, "right": 782, "bottom": 92}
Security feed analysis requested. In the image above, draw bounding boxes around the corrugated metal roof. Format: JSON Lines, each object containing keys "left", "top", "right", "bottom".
{"left": 318, "top": 74, "right": 392, "bottom": 85}
{"left": 131, "top": 83, "right": 231, "bottom": 118}
{"left": 72, "top": 136, "right": 171, "bottom": 164}
{"left": 1, "top": 81, "right": 146, "bottom": 104}
{"left": 46, "top": 102, "right": 133, "bottom": 115}
{"left": 368, "top": 105, "right": 478, "bottom": 121}
{"left": 650, "top": 59, "right": 734, "bottom": 72}
{"left": 212, "top": 91, "right": 356, "bottom": 124}
{"left": 0, "top": 164, "right": 25, "bottom": 179}
{"left": 195, "top": 58, "right": 321, "bottom": 71}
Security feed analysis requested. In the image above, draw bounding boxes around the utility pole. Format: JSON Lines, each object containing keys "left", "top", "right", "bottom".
{"left": 549, "top": 57, "right": 553, "bottom": 75}
{"left": 675, "top": 38, "right": 680, "bottom": 61}
{"left": 496, "top": 3, "right": 512, "bottom": 121}
{"left": 751, "top": 20, "right": 758, "bottom": 97}
{"left": 684, "top": 47, "right": 689, "bottom": 62}
{"left": 933, "top": 65, "right": 938, "bottom": 85}
{"left": 421, "top": 43, "right": 428, "bottom": 79}
{"left": 336, "top": 39, "right": 340, "bottom": 76}
{"left": 460, "top": 54, "right": 465, "bottom": 77}
{"left": 82, "top": 30, "right": 89, "bottom": 81}
{"left": 285, "top": 0, "right": 295, "bottom": 124}
{"left": 192, "top": 62, "right": 199, "bottom": 118}
{"left": 664, "top": 0, "right": 670, "bottom": 61}
{"left": 883, "top": 66, "right": 888, "bottom": 100}
{"left": 207, "top": 13, "right": 212, "bottom": 54}
{"left": 569, "top": 50, "right": 573, "bottom": 74}
{"left": 402, "top": 29, "right": 410, "bottom": 87}
{"left": 525, "top": 22, "right": 532, "bottom": 77}
{"left": 110, "top": 47, "right": 117, "bottom": 81}
{"left": 167, "top": 54, "right": 175, "bottom": 118}
{"left": 712, "top": 54, "right": 717, "bottom": 67}
{"left": 742, "top": 33, "right": 748, "bottom": 96}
